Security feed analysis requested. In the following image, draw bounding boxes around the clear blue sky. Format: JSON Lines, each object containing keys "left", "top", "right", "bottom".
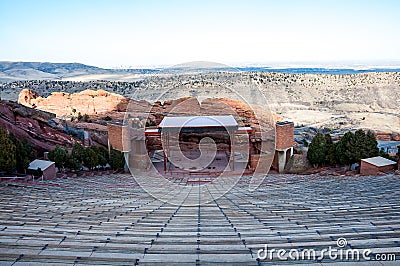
{"left": 0, "top": 0, "right": 399, "bottom": 68}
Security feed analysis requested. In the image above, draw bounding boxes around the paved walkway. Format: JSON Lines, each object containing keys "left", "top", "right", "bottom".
{"left": 0, "top": 174, "right": 399, "bottom": 265}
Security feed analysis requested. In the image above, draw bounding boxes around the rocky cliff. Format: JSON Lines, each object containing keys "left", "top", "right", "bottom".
{"left": 0, "top": 100, "right": 80, "bottom": 155}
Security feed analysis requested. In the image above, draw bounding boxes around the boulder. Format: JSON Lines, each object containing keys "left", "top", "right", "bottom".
{"left": 18, "top": 88, "right": 41, "bottom": 106}
{"left": 284, "top": 154, "right": 312, "bottom": 174}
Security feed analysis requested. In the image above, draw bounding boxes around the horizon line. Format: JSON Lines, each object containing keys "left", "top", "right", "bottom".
{"left": 2, "top": 59, "right": 400, "bottom": 70}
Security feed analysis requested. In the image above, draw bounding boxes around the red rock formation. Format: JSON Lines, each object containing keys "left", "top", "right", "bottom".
{"left": 141, "top": 97, "right": 279, "bottom": 128}
{"left": 19, "top": 88, "right": 279, "bottom": 129}
{"left": 18, "top": 89, "right": 131, "bottom": 117}
{"left": 18, "top": 88, "right": 41, "bottom": 107}
{"left": 373, "top": 132, "right": 400, "bottom": 141}
{"left": 375, "top": 132, "right": 392, "bottom": 141}
{"left": 17, "top": 89, "right": 281, "bottom": 155}
{"left": 0, "top": 100, "right": 80, "bottom": 156}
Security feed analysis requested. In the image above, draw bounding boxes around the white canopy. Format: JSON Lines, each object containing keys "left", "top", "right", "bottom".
{"left": 159, "top": 115, "right": 238, "bottom": 129}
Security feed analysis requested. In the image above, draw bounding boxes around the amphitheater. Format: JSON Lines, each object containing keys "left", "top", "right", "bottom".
{"left": 0, "top": 173, "right": 399, "bottom": 265}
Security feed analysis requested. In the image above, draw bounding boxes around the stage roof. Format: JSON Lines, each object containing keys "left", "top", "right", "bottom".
{"left": 159, "top": 115, "right": 238, "bottom": 129}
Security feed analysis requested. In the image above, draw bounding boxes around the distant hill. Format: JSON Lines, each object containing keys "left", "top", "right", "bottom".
{"left": 0, "top": 61, "right": 102, "bottom": 73}
{"left": 0, "top": 61, "right": 158, "bottom": 82}
{"left": 0, "top": 62, "right": 103, "bottom": 81}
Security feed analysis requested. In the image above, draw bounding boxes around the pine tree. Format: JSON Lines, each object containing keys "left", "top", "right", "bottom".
{"left": 9, "top": 134, "right": 32, "bottom": 173}
{"left": 335, "top": 131, "right": 355, "bottom": 166}
{"left": 364, "top": 130, "right": 379, "bottom": 158}
{"left": 109, "top": 148, "right": 125, "bottom": 170}
{"left": 0, "top": 128, "right": 16, "bottom": 173}
{"left": 72, "top": 142, "right": 86, "bottom": 165}
{"left": 307, "top": 133, "right": 327, "bottom": 167}
{"left": 65, "top": 153, "right": 81, "bottom": 171}
{"left": 48, "top": 146, "right": 67, "bottom": 169}
{"left": 324, "top": 134, "right": 336, "bottom": 165}
{"left": 333, "top": 130, "right": 379, "bottom": 169}
{"left": 84, "top": 147, "right": 98, "bottom": 170}
{"left": 352, "top": 129, "right": 365, "bottom": 161}
{"left": 352, "top": 129, "right": 379, "bottom": 161}
{"left": 90, "top": 146, "right": 108, "bottom": 167}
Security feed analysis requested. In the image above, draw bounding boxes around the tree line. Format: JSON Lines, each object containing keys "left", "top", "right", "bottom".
{"left": 48, "top": 143, "right": 125, "bottom": 172}
{"left": 307, "top": 129, "right": 385, "bottom": 168}
{"left": 0, "top": 127, "right": 125, "bottom": 174}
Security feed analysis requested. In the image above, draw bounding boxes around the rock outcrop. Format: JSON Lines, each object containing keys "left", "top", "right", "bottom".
{"left": 0, "top": 100, "right": 80, "bottom": 155}
{"left": 284, "top": 154, "right": 312, "bottom": 173}
{"left": 18, "top": 89, "right": 130, "bottom": 117}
